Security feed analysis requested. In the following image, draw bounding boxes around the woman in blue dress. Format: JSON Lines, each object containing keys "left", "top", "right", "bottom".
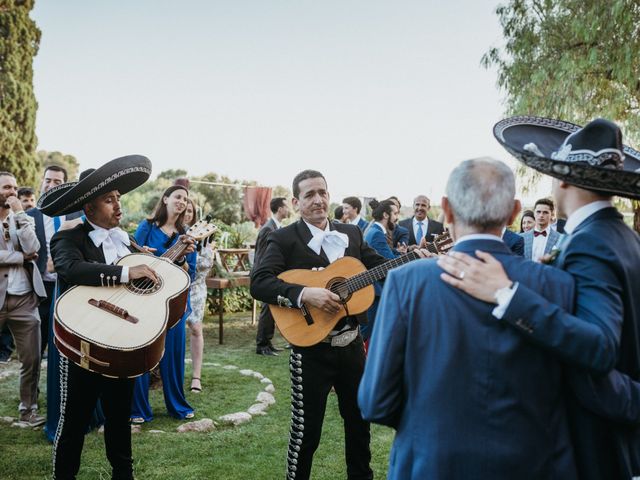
{"left": 362, "top": 199, "right": 406, "bottom": 344}
{"left": 130, "top": 185, "right": 197, "bottom": 423}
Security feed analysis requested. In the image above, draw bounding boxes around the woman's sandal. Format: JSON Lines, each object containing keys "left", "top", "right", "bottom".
{"left": 190, "top": 377, "right": 202, "bottom": 393}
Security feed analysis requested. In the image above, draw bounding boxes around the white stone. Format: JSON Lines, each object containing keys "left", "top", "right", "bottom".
{"left": 264, "top": 384, "right": 275, "bottom": 394}
{"left": 11, "top": 422, "right": 31, "bottom": 429}
{"left": 252, "top": 371, "right": 264, "bottom": 380}
{"left": 223, "top": 365, "right": 238, "bottom": 370}
{"left": 256, "top": 391, "right": 276, "bottom": 405}
{"left": 131, "top": 425, "right": 142, "bottom": 434}
{"left": 218, "top": 412, "right": 252, "bottom": 426}
{"left": 176, "top": 418, "right": 215, "bottom": 433}
{"left": 0, "top": 416, "right": 14, "bottom": 424}
{"left": 260, "top": 377, "right": 272, "bottom": 384}
{"left": 247, "top": 403, "right": 269, "bottom": 416}
{"left": 239, "top": 369, "right": 254, "bottom": 376}
{"left": 149, "top": 430, "right": 166, "bottom": 434}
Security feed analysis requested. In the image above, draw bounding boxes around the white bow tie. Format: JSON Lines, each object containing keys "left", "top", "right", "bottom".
{"left": 308, "top": 229, "right": 349, "bottom": 262}
{"left": 88, "top": 227, "right": 131, "bottom": 248}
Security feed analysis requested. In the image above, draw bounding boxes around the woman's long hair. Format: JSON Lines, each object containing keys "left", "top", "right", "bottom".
{"left": 520, "top": 209, "right": 535, "bottom": 233}
{"left": 184, "top": 198, "right": 198, "bottom": 228}
{"left": 147, "top": 185, "right": 189, "bottom": 234}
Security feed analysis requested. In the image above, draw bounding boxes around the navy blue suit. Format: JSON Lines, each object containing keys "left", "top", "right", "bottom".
{"left": 359, "top": 238, "right": 578, "bottom": 480}
{"left": 398, "top": 216, "right": 445, "bottom": 245}
{"left": 502, "top": 228, "right": 524, "bottom": 256}
{"left": 502, "top": 207, "right": 640, "bottom": 479}
{"left": 356, "top": 216, "right": 368, "bottom": 231}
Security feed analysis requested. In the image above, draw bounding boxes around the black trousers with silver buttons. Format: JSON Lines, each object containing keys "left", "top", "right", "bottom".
{"left": 287, "top": 335, "right": 373, "bottom": 480}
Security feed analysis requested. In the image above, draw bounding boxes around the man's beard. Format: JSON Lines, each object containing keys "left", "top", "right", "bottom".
{"left": 388, "top": 221, "right": 396, "bottom": 231}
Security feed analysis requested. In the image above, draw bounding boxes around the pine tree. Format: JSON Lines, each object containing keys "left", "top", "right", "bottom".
{"left": 0, "top": 0, "right": 41, "bottom": 185}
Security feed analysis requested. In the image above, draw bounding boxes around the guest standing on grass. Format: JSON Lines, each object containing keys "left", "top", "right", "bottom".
{"left": 130, "top": 185, "right": 196, "bottom": 423}
{"left": 183, "top": 198, "right": 214, "bottom": 393}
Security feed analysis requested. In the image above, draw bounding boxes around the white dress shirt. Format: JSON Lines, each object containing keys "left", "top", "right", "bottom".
{"left": 349, "top": 215, "right": 363, "bottom": 226}
{"left": 42, "top": 213, "right": 65, "bottom": 282}
{"left": 87, "top": 220, "right": 131, "bottom": 283}
{"left": 531, "top": 226, "right": 551, "bottom": 262}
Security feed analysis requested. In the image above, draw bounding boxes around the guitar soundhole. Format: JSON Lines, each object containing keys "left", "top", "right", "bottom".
{"left": 327, "top": 278, "right": 351, "bottom": 303}
{"left": 125, "top": 277, "right": 164, "bottom": 295}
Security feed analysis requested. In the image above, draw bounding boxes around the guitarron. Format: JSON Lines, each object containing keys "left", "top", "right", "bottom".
{"left": 54, "top": 219, "right": 216, "bottom": 378}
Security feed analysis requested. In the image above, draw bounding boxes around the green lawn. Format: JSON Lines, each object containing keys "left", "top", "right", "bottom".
{"left": 0, "top": 312, "right": 394, "bottom": 479}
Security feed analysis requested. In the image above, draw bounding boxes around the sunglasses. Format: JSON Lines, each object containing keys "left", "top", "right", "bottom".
{"left": 2, "top": 221, "right": 9, "bottom": 243}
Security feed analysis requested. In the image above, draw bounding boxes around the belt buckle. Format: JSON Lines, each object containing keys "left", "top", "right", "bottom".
{"left": 330, "top": 329, "right": 357, "bottom": 347}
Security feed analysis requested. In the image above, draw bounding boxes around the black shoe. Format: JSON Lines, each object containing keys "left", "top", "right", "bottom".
{"left": 268, "top": 344, "right": 284, "bottom": 352}
{"left": 256, "top": 346, "right": 278, "bottom": 356}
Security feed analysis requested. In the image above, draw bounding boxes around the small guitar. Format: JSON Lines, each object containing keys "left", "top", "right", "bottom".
{"left": 54, "top": 218, "right": 216, "bottom": 378}
{"left": 271, "top": 231, "right": 453, "bottom": 347}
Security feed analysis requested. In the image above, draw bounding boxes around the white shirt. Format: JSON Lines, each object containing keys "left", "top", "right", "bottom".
{"left": 349, "top": 215, "right": 363, "bottom": 226}
{"left": 494, "top": 200, "right": 614, "bottom": 320}
{"left": 272, "top": 216, "right": 282, "bottom": 229}
{"left": 4, "top": 212, "right": 32, "bottom": 295}
{"left": 42, "top": 213, "right": 65, "bottom": 282}
{"left": 531, "top": 226, "right": 551, "bottom": 262}
{"left": 87, "top": 220, "right": 131, "bottom": 283}
{"left": 412, "top": 217, "right": 429, "bottom": 243}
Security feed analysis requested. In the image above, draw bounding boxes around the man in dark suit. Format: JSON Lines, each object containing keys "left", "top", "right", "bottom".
{"left": 360, "top": 158, "right": 578, "bottom": 479}
{"left": 251, "top": 170, "right": 395, "bottom": 480}
{"left": 253, "top": 196, "right": 289, "bottom": 356}
{"left": 26, "top": 165, "right": 83, "bottom": 355}
{"left": 342, "top": 196, "right": 369, "bottom": 231}
{"left": 439, "top": 118, "right": 640, "bottom": 479}
{"left": 502, "top": 227, "right": 524, "bottom": 256}
{"left": 41, "top": 156, "right": 160, "bottom": 480}
{"left": 397, "top": 194, "right": 444, "bottom": 246}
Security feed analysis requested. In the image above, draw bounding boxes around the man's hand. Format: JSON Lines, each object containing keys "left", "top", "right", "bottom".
{"left": 5, "top": 196, "right": 23, "bottom": 214}
{"left": 179, "top": 235, "right": 196, "bottom": 254}
{"left": 414, "top": 248, "right": 436, "bottom": 259}
{"left": 47, "top": 257, "right": 55, "bottom": 273}
{"left": 23, "top": 252, "right": 38, "bottom": 262}
{"left": 396, "top": 242, "right": 408, "bottom": 254}
{"left": 129, "top": 264, "right": 159, "bottom": 284}
{"left": 141, "top": 245, "right": 157, "bottom": 254}
{"left": 437, "top": 250, "right": 512, "bottom": 304}
{"left": 301, "top": 287, "right": 343, "bottom": 315}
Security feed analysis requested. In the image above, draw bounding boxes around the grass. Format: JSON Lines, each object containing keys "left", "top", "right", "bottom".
{"left": 0, "top": 312, "right": 394, "bottom": 479}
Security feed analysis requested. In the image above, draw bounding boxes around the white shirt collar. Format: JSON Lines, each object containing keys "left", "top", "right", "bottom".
{"left": 564, "top": 200, "right": 613, "bottom": 234}
{"left": 413, "top": 216, "right": 428, "bottom": 226}
{"left": 303, "top": 219, "right": 348, "bottom": 263}
{"left": 374, "top": 222, "right": 387, "bottom": 234}
{"left": 272, "top": 215, "right": 282, "bottom": 229}
{"left": 349, "top": 215, "right": 362, "bottom": 225}
{"left": 455, "top": 233, "right": 503, "bottom": 245}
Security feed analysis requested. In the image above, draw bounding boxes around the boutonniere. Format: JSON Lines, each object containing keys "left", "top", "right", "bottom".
{"left": 540, "top": 246, "right": 561, "bottom": 265}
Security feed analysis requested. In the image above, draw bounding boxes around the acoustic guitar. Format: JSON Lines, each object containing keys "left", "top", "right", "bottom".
{"left": 53, "top": 219, "right": 216, "bottom": 378}
{"left": 271, "top": 232, "right": 453, "bottom": 347}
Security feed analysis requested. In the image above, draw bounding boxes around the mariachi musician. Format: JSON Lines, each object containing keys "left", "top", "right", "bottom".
{"left": 39, "top": 156, "right": 160, "bottom": 480}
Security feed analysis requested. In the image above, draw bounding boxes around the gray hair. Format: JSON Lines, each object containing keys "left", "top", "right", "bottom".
{"left": 445, "top": 157, "right": 515, "bottom": 230}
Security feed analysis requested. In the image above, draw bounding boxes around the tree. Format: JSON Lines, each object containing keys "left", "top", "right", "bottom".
{"left": 36, "top": 150, "right": 80, "bottom": 181}
{"left": 0, "top": 0, "right": 40, "bottom": 186}
{"left": 484, "top": 0, "right": 640, "bottom": 231}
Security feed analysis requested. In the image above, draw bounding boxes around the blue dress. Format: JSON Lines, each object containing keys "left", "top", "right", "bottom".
{"left": 130, "top": 220, "right": 196, "bottom": 421}
{"left": 362, "top": 223, "right": 400, "bottom": 341}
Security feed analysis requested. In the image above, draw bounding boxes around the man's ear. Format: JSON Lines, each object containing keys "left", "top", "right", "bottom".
{"left": 507, "top": 199, "right": 522, "bottom": 227}
{"left": 441, "top": 196, "right": 455, "bottom": 224}
{"left": 291, "top": 197, "right": 300, "bottom": 212}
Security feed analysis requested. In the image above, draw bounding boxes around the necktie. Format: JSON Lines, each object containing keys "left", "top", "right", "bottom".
{"left": 534, "top": 230, "right": 547, "bottom": 237}
{"left": 53, "top": 216, "right": 61, "bottom": 232}
{"left": 416, "top": 222, "right": 424, "bottom": 242}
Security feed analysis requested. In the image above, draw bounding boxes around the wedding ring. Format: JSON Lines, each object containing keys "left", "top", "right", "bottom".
{"left": 459, "top": 271, "right": 465, "bottom": 280}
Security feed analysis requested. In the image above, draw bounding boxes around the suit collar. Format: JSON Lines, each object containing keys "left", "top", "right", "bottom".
{"left": 453, "top": 237, "right": 512, "bottom": 256}
{"left": 566, "top": 201, "right": 618, "bottom": 234}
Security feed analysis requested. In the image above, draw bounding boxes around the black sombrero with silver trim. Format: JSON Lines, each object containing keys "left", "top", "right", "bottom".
{"left": 493, "top": 116, "right": 640, "bottom": 200}
{"left": 38, "top": 155, "right": 152, "bottom": 216}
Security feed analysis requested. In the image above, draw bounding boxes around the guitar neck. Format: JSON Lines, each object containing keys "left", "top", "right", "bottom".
{"left": 346, "top": 250, "right": 421, "bottom": 293}
{"left": 162, "top": 236, "right": 188, "bottom": 262}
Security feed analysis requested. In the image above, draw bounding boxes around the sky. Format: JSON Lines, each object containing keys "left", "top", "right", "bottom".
{"left": 31, "top": 0, "right": 552, "bottom": 208}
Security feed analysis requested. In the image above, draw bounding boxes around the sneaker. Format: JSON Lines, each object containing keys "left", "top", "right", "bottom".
{"left": 19, "top": 410, "right": 45, "bottom": 427}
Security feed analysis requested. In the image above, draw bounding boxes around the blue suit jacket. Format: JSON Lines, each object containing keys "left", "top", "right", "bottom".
{"left": 356, "top": 216, "right": 368, "bottom": 231}
{"left": 522, "top": 227, "right": 560, "bottom": 260}
{"left": 364, "top": 223, "right": 398, "bottom": 296}
{"left": 26, "top": 207, "right": 83, "bottom": 276}
{"left": 502, "top": 228, "right": 524, "bottom": 256}
{"left": 503, "top": 207, "right": 640, "bottom": 479}
{"left": 359, "top": 239, "right": 577, "bottom": 480}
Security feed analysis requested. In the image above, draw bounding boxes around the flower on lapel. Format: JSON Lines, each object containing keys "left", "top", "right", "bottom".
{"left": 540, "top": 246, "right": 562, "bottom": 265}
